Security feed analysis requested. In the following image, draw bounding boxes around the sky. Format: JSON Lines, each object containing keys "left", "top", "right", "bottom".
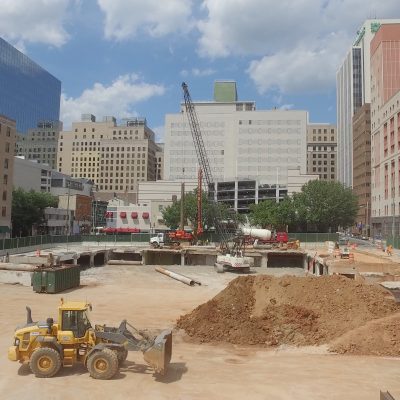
{"left": 1, "top": 0, "right": 399, "bottom": 142}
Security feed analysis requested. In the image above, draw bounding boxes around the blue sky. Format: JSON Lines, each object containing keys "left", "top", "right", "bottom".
{"left": 1, "top": 0, "right": 399, "bottom": 141}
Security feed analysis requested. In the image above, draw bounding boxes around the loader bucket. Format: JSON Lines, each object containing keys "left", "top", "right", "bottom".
{"left": 143, "top": 329, "right": 172, "bottom": 375}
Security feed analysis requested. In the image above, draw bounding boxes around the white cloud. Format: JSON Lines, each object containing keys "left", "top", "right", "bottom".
{"left": 197, "top": 0, "right": 400, "bottom": 94}
{"left": 0, "top": 0, "right": 74, "bottom": 47}
{"left": 152, "top": 126, "right": 165, "bottom": 142}
{"left": 278, "top": 104, "right": 294, "bottom": 110}
{"left": 247, "top": 33, "right": 347, "bottom": 94}
{"left": 97, "top": 0, "right": 193, "bottom": 40}
{"left": 61, "top": 74, "right": 165, "bottom": 129}
{"left": 198, "top": 0, "right": 320, "bottom": 58}
{"left": 180, "top": 68, "right": 216, "bottom": 77}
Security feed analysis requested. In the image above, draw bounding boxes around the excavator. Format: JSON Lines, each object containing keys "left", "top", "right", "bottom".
{"left": 8, "top": 299, "right": 172, "bottom": 380}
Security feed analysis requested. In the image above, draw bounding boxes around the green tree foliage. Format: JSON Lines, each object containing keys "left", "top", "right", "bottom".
{"left": 12, "top": 188, "right": 58, "bottom": 236}
{"left": 293, "top": 180, "right": 358, "bottom": 232}
{"left": 162, "top": 190, "right": 244, "bottom": 233}
{"left": 249, "top": 196, "right": 297, "bottom": 230}
{"left": 249, "top": 181, "right": 358, "bottom": 232}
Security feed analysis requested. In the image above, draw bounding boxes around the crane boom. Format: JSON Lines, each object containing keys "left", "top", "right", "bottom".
{"left": 182, "top": 82, "right": 213, "bottom": 187}
{"left": 181, "top": 82, "right": 232, "bottom": 249}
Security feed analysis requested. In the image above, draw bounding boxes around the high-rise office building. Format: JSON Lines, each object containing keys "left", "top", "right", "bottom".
{"left": 306, "top": 124, "right": 337, "bottom": 182}
{"left": 370, "top": 24, "right": 400, "bottom": 237}
{"left": 0, "top": 37, "right": 61, "bottom": 133}
{"left": 57, "top": 115, "right": 158, "bottom": 202}
{"left": 16, "top": 120, "right": 62, "bottom": 169}
{"left": 0, "top": 115, "right": 16, "bottom": 238}
{"left": 165, "top": 81, "right": 309, "bottom": 185}
{"left": 352, "top": 103, "right": 371, "bottom": 235}
{"left": 336, "top": 19, "right": 400, "bottom": 187}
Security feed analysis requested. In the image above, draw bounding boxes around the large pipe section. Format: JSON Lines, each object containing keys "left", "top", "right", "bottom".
{"left": 0, "top": 263, "right": 38, "bottom": 272}
{"left": 242, "top": 228, "right": 272, "bottom": 240}
{"left": 155, "top": 267, "right": 201, "bottom": 286}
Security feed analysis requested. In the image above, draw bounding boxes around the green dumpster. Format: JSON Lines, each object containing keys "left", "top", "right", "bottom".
{"left": 31, "top": 265, "right": 80, "bottom": 293}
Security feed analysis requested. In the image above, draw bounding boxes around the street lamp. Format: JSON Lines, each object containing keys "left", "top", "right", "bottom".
{"left": 65, "top": 180, "right": 71, "bottom": 236}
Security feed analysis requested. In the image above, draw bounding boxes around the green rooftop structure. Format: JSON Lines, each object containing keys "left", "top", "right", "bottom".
{"left": 213, "top": 81, "right": 237, "bottom": 102}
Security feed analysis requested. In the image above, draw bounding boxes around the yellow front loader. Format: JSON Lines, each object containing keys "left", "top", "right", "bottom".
{"left": 8, "top": 299, "right": 172, "bottom": 380}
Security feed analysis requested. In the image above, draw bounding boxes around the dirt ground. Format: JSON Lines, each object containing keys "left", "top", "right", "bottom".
{"left": 1, "top": 264, "right": 400, "bottom": 399}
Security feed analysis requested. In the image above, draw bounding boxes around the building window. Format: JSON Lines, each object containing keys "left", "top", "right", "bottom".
{"left": 1, "top": 207, "right": 6, "bottom": 217}
{"left": 2, "top": 191, "right": 6, "bottom": 201}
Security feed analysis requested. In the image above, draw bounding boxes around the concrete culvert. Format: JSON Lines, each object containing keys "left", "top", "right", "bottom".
{"left": 93, "top": 253, "right": 105, "bottom": 266}
{"left": 78, "top": 255, "right": 91, "bottom": 268}
{"left": 267, "top": 253, "right": 304, "bottom": 268}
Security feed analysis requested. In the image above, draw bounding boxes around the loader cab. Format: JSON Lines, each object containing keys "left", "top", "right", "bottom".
{"left": 59, "top": 300, "right": 92, "bottom": 339}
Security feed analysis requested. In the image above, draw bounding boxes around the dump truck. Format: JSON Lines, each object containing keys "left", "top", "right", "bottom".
{"left": 8, "top": 299, "right": 172, "bottom": 380}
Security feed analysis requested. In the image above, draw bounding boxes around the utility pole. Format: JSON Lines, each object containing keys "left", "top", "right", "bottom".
{"left": 66, "top": 180, "right": 71, "bottom": 236}
{"left": 180, "top": 182, "right": 185, "bottom": 231}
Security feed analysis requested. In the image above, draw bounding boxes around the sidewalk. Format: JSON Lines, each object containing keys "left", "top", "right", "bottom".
{"left": 352, "top": 242, "right": 400, "bottom": 264}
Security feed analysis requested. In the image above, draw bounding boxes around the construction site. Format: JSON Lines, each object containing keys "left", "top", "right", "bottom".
{"left": 0, "top": 238, "right": 400, "bottom": 399}
{"left": 2, "top": 84, "right": 400, "bottom": 400}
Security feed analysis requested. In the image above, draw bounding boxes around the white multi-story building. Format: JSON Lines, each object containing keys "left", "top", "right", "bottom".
{"left": 13, "top": 157, "right": 52, "bottom": 193}
{"left": 13, "top": 158, "right": 93, "bottom": 197}
{"left": 165, "top": 82, "right": 308, "bottom": 186}
{"left": 336, "top": 19, "right": 400, "bottom": 187}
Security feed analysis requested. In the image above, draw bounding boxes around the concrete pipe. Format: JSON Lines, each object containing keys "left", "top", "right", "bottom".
{"left": 155, "top": 267, "right": 201, "bottom": 286}
{"left": 0, "top": 263, "right": 38, "bottom": 272}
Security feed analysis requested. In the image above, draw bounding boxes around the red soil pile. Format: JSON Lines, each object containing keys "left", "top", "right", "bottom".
{"left": 177, "top": 275, "right": 399, "bottom": 347}
{"left": 329, "top": 313, "right": 400, "bottom": 356}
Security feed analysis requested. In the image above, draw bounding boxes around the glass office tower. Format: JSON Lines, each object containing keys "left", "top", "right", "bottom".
{"left": 0, "top": 38, "right": 61, "bottom": 133}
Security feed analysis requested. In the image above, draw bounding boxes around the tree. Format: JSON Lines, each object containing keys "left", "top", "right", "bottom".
{"left": 248, "top": 181, "right": 358, "bottom": 232}
{"left": 162, "top": 190, "right": 244, "bottom": 233}
{"left": 12, "top": 189, "right": 58, "bottom": 236}
{"left": 293, "top": 180, "right": 358, "bottom": 232}
{"left": 249, "top": 197, "right": 298, "bottom": 230}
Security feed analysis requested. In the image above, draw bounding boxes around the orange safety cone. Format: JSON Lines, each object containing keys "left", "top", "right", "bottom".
{"left": 349, "top": 253, "right": 354, "bottom": 262}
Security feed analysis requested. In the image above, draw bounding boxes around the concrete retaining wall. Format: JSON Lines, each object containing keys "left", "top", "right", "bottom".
{"left": 0, "top": 270, "right": 32, "bottom": 286}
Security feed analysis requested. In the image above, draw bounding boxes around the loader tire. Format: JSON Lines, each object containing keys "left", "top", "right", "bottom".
{"left": 114, "top": 348, "right": 128, "bottom": 365}
{"left": 30, "top": 347, "right": 61, "bottom": 378}
{"left": 87, "top": 348, "right": 119, "bottom": 380}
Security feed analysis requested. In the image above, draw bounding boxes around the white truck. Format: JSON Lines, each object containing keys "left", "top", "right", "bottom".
{"left": 150, "top": 233, "right": 166, "bottom": 248}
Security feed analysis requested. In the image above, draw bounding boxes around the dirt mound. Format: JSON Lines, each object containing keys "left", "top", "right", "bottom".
{"left": 177, "top": 275, "right": 399, "bottom": 346}
{"left": 329, "top": 313, "right": 400, "bottom": 356}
